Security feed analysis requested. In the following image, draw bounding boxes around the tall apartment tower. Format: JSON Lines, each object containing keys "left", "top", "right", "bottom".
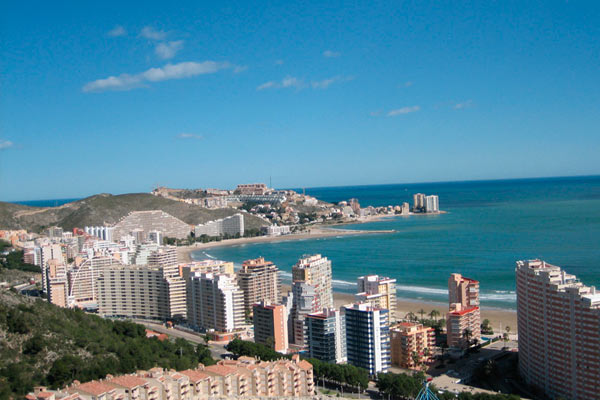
{"left": 253, "top": 301, "right": 288, "bottom": 353}
{"left": 517, "top": 260, "right": 600, "bottom": 400}
{"left": 97, "top": 264, "right": 187, "bottom": 320}
{"left": 446, "top": 273, "right": 480, "bottom": 348}
{"left": 237, "top": 257, "right": 280, "bottom": 315}
{"left": 413, "top": 193, "right": 426, "bottom": 211}
{"left": 425, "top": 195, "right": 439, "bottom": 213}
{"left": 306, "top": 308, "right": 347, "bottom": 364}
{"left": 356, "top": 275, "right": 397, "bottom": 322}
{"left": 290, "top": 255, "right": 333, "bottom": 347}
{"left": 344, "top": 303, "right": 391, "bottom": 375}
{"left": 187, "top": 272, "right": 244, "bottom": 333}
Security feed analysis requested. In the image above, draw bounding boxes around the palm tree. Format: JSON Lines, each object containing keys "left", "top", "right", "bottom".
{"left": 418, "top": 308, "right": 426, "bottom": 322}
{"left": 503, "top": 325, "right": 511, "bottom": 347}
{"left": 411, "top": 351, "right": 421, "bottom": 370}
{"left": 406, "top": 311, "right": 417, "bottom": 322}
{"left": 429, "top": 309, "right": 440, "bottom": 322}
{"left": 462, "top": 328, "right": 473, "bottom": 349}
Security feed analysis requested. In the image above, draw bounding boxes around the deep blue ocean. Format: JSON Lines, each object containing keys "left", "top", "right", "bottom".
{"left": 192, "top": 176, "right": 600, "bottom": 309}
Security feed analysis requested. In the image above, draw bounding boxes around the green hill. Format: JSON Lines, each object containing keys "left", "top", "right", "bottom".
{"left": 0, "top": 193, "right": 268, "bottom": 233}
{"left": 0, "top": 290, "right": 214, "bottom": 397}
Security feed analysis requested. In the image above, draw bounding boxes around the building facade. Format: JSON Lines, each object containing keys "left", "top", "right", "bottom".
{"left": 194, "top": 213, "right": 245, "bottom": 237}
{"left": 112, "top": 210, "right": 191, "bottom": 242}
{"left": 425, "top": 195, "right": 439, "bottom": 213}
{"left": 517, "top": 259, "right": 600, "bottom": 400}
{"left": 446, "top": 273, "right": 480, "bottom": 348}
{"left": 237, "top": 257, "right": 280, "bottom": 315}
{"left": 253, "top": 301, "right": 288, "bottom": 353}
{"left": 187, "top": 272, "right": 244, "bottom": 333}
{"left": 356, "top": 274, "right": 397, "bottom": 322}
{"left": 390, "top": 322, "right": 435, "bottom": 369}
{"left": 306, "top": 308, "right": 347, "bottom": 364}
{"left": 344, "top": 303, "right": 391, "bottom": 375}
{"left": 97, "top": 264, "right": 186, "bottom": 320}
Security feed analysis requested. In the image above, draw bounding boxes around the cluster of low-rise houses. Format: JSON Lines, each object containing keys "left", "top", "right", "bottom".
{"left": 25, "top": 355, "right": 315, "bottom": 400}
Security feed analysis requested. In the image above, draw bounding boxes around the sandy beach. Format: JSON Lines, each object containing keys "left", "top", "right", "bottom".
{"left": 176, "top": 221, "right": 395, "bottom": 263}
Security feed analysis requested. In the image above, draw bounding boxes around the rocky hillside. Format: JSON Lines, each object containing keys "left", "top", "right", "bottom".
{"left": 0, "top": 193, "right": 268, "bottom": 233}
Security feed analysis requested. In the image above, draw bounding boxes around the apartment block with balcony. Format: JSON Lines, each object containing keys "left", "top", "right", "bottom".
{"left": 391, "top": 322, "right": 435, "bottom": 369}
{"left": 446, "top": 273, "right": 480, "bottom": 348}
{"left": 253, "top": 301, "right": 288, "bottom": 353}
{"left": 306, "top": 307, "right": 347, "bottom": 363}
{"left": 517, "top": 259, "right": 600, "bottom": 400}
{"left": 237, "top": 257, "right": 280, "bottom": 315}
{"left": 356, "top": 274, "right": 397, "bottom": 322}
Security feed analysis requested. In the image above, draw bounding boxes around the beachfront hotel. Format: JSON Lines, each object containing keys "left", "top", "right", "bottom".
{"left": 390, "top": 322, "right": 435, "bottom": 369}
{"left": 237, "top": 257, "right": 280, "bottom": 315}
{"left": 305, "top": 307, "right": 347, "bottom": 364}
{"left": 446, "top": 273, "right": 481, "bottom": 348}
{"left": 253, "top": 301, "right": 288, "bottom": 353}
{"left": 516, "top": 260, "right": 600, "bottom": 400}
{"left": 344, "top": 302, "right": 391, "bottom": 375}
{"left": 356, "top": 274, "right": 397, "bottom": 322}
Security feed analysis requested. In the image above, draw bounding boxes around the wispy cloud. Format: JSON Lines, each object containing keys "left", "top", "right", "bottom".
{"left": 323, "top": 50, "right": 341, "bottom": 58}
{"left": 83, "top": 61, "right": 234, "bottom": 93}
{"left": 311, "top": 75, "right": 353, "bottom": 89}
{"left": 233, "top": 65, "right": 248, "bottom": 73}
{"left": 258, "top": 75, "right": 352, "bottom": 91}
{"left": 155, "top": 40, "right": 184, "bottom": 59}
{"left": 257, "top": 76, "right": 303, "bottom": 91}
{"left": 275, "top": 59, "right": 284, "bottom": 65}
{"left": 387, "top": 106, "right": 420, "bottom": 116}
{"left": 454, "top": 100, "right": 473, "bottom": 109}
{"left": 108, "top": 26, "right": 127, "bottom": 37}
{"left": 177, "top": 133, "right": 203, "bottom": 139}
{"left": 140, "top": 26, "right": 167, "bottom": 40}
{"left": 0, "top": 140, "right": 14, "bottom": 150}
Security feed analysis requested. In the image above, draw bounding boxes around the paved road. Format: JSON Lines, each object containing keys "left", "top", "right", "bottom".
{"left": 132, "top": 320, "right": 232, "bottom": 359}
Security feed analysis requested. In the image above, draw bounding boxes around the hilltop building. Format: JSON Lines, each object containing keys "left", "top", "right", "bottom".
{"left": 446, "top": 273, "right": 480, "bottom": 348}
{"left": 112, "top": 210, "right": 191, "bottom": 241}
{"left": 356, "top": 274, "right": 397, "bottom": 322}
{"left": 194, "top": 213, "right": 244, "bottom": 237}
{"left": 344, "top": 302, "right": 391, "bottom": 375}
{"left": 237, "top": 257, "right": 280, "bottom": 315}
{"left": 236, "top": 183, "right": 269, "bottom": 195}
{"left": 390, "top": 322, "right": 435, "bottom": 369}
{"left": 517, "top": 260, "right": 600, "bottom": 400}
{"left": 305, "top": 308, "right": 347, "bottom": 364}
{"left": 187, "top": 272, "right": 244, "bottom": 333}
{"left": 253, "top": 301, "right": 288, "bottom": 353}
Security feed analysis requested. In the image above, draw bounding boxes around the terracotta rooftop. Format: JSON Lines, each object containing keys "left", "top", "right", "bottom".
{"left": 204, "top": 364, "right": 237, "bottom": 376}
{"left": 449, "top": 306, "right": 479, "bottom": 316}
{"left": 73, "top": 381, "right": 115, "bottom": 396}
{"left": 179, "top": 369, "right": 210, "bottom": 382}
{"left": 36, "top": 392, "right": 54, "bottom": 398}
{"left": 109, "top": 375, "right": 147, "bottom": 388}
{"left": 297, "top": 360, "right": 313, "bottom": 371}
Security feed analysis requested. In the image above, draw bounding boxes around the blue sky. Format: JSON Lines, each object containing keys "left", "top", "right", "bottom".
{"left": 1, "top": 1, "right": 599, "bottom": 201}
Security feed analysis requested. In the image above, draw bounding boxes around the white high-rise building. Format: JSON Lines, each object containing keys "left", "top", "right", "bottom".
{"left": 425, "top": 195, "right": 439, "bottom": 213}
{"left": 187, "top": 272, "right": 244, "bottom": 333}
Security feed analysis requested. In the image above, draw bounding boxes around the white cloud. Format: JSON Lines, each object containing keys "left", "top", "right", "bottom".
{"left": 155, "top": 40, "right": 184, "bottom": 59}
{"left": 83, "top": 61, "right": 233, "bottom": 92}
{"left": 0, "top": 140, "right": 14, "bottom": 150}
{"left": 323, "top": 50, "right": 341, "bottom": 58}
{"left": 311, "top": 75, "right": 353, "bottom": 89}
{"left": 257, "top": 76, "right": 304, "bottom": 90}
{"left": 454, "top": 100, "right": 472, "bottom": 109}
{"left": 140, "top": 26, "right": 167, "bottom": 40}
{"left": 387, "top": 106, "right": 420, "bottom": 116}
{"left": 177, "top": 133, "right": 203, "bottom": 139}
{"left": 233, "top": 65, "right": 248, "bottom": 73}
{"left": 108, "top": 26, "right": 127, "bottom": 37}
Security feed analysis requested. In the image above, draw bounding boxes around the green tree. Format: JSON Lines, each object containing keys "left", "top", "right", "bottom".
{"left": 429, "top": 309, "right": 440, "bottom": 322}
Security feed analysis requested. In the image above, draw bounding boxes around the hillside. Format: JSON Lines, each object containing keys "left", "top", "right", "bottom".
{"left": 0, "top": 290, "right": 214, "bottom": 397}
{"left": 0, "top": 193, "right": 268, "bottom": 233}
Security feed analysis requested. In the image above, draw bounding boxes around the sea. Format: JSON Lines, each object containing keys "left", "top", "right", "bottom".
{"left": 191, "top": 176, "right": 600, "bottom": 310}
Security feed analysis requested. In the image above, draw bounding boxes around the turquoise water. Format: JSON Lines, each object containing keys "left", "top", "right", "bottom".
{"left": 193, "top": 176, "right": 600, "bottom": 309}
